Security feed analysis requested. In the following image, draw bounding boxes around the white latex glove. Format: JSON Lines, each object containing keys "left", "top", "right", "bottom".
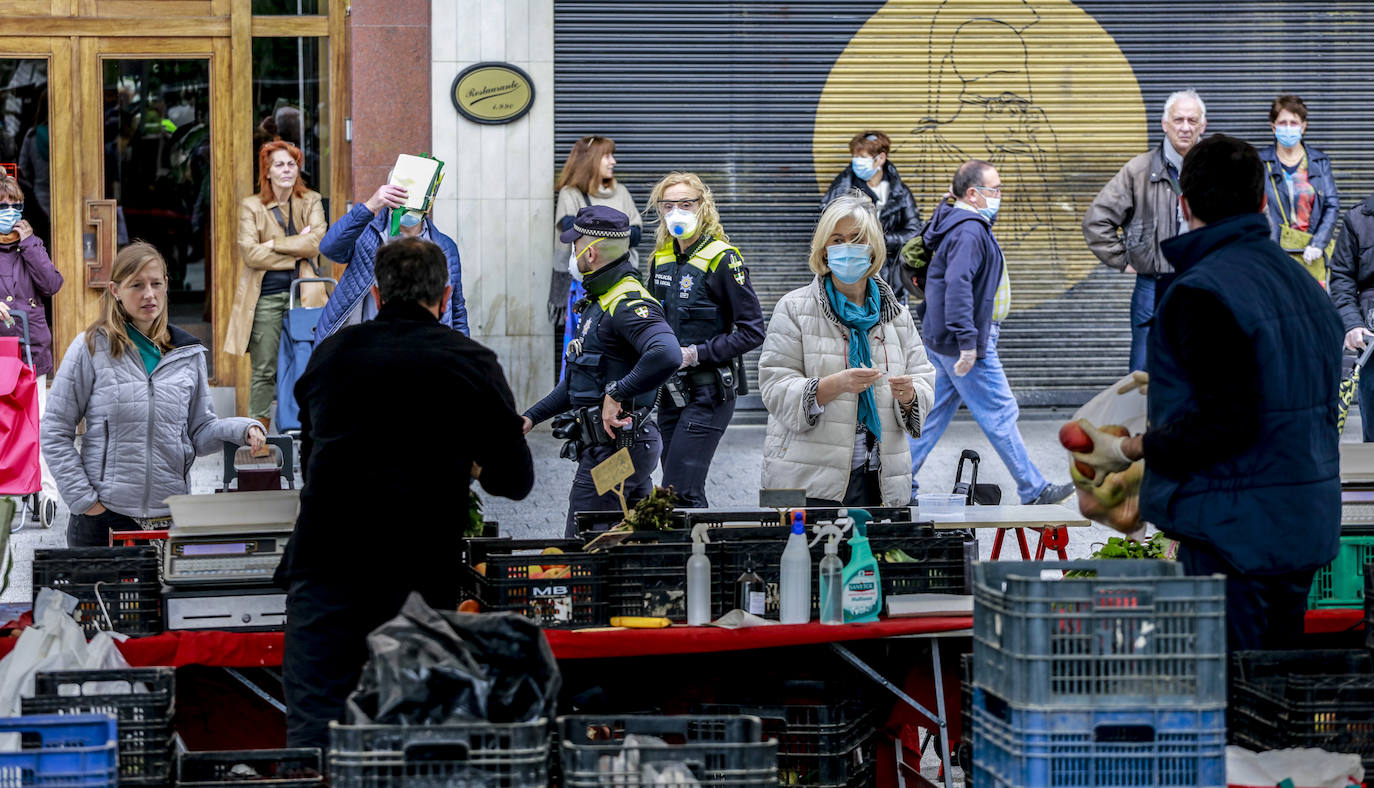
{"left": 679, "top": 345, "right": 699, "bottom": 368}
{"left": 953, "top": 349, "right": 977, "bottom": 377}
{"left": 1303, "top": 245, "right": 1324, "bottom": 264}
{"left": 1346, "top": 327, "right": 1373, "bottom": 352}
{"left": 1070, "top": 420, "right": 1131, "bottom": 486}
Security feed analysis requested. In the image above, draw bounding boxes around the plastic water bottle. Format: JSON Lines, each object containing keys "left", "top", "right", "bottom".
{"left": 780, "top": 511, "right": 812, "bottom": 624}
{"left": 687, "top": 524, "right": 711, "bottom": 626}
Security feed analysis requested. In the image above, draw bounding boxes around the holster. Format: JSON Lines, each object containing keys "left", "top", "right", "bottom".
{"left": 682, "top": 363, "right": 737, "bottom": 403}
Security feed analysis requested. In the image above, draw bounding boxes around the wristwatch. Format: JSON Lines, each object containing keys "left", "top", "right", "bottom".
{"left": 603, "top": 381, "right": 623, "bottom": 404}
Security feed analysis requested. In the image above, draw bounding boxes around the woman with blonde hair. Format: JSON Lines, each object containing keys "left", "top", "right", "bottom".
{"left": 227, "top": 139, "right": 326, "bottom": 431}
{"left": 550, "top": 135, "right": 643, "bottom": 376}
{"left": 759, "top": 192, "right": 934, "bottom": 506}
{"left": 645, "top": 171, "right": 764, "bottom": 507}
{"left": 42, "top": 241, "right": 264, "bottom": 547}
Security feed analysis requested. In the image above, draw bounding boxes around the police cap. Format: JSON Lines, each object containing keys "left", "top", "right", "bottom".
{"left": 560, "top": 205, "right": 632, "bottom": 244}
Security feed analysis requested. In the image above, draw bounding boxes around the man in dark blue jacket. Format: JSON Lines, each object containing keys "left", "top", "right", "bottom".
{"left": 908, "top": 160, "right": 1071, "bottom": 506}
{"left": 315, "top": 181, "right": 468, "bottom": 341}
{"left": 1075, "top": 134, "right": 1343, "bottom": 653}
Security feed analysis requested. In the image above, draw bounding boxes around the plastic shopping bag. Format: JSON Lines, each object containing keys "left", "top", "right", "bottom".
{"left": 1065, "top": 373, "right": 1148, "bottom": 535}
{"left": 1226, "top": 745, "right": 1364, "bottom": 787}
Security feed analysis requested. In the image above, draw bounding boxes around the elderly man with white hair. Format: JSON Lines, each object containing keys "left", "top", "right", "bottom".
{"left": 1083, "top": 89, "right": 1208, "bottom": 373}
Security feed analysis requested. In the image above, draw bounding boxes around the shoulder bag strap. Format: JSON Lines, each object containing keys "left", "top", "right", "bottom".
{"left": 1264, "top": 161, "right": 1292, "bottom": 228}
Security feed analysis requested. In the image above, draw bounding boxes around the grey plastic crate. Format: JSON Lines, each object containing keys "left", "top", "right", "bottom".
{"left": 973, "top": 561, "right": 1227, "bottom": 708}
{"left": 327, "top": 718, "right": 548, "bottom": 788}
{"left": 559, "top": 714, "right": 778, "bottom": 787}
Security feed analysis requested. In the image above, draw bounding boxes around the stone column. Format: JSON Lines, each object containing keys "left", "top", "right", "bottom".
{"left": 431, "top": 0, "right": 554, "bottom": 409}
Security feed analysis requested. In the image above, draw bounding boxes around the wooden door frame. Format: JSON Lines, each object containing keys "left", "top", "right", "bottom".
{"left": 0, "top": 2, "right": 349, "bottom": 416}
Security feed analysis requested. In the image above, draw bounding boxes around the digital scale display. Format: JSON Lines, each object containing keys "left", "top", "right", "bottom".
{"left": 182, "top": 542, "right": 251, "bottom": 556}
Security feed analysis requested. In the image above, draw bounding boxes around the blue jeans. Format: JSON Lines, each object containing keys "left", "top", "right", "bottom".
{"left": 1129, "top": 275, "right": 1155, "bottom": 373}
{"left": 908, "top": 323, "right": 1048, "bottom": 503}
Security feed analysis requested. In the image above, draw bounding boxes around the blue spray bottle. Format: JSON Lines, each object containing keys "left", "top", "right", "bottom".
{"left": 840, "top": 508, "right": 882, "bottom": 623}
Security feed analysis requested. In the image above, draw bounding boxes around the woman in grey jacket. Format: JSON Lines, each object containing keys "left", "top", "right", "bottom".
{"left": 42, "top": 242, "right": 264, "bottom": 547}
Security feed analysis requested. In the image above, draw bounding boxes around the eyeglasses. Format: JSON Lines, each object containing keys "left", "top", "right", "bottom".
{"left": 657, "top": 198, "right": 700, "bottom": 213}
{"left": 0, "top": 203, "right": 22, "bottom": 212}
{"left": 975, "top": 185, "right": 1002, "bottom": 197}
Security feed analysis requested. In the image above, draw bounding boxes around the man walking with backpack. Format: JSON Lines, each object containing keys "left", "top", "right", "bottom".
{"left": 907, "top": 160, "right": 1072, "bottom": 505}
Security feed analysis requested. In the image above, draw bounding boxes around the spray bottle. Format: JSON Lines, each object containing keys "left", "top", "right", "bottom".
{"left": 810, "top": 523, "right": 846, "bottom": 625}
{"left": 840, "top": 508, "right": 882, "bottom": 623}
{"left": 779, "top": 511, "right": 811, "bottom": 624}
{"left": 687, "top": 524, "right": 711, "bottom": 626}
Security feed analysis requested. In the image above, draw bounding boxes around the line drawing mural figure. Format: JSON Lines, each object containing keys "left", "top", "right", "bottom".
{"left": 903, "top": 0, "right": 1075, "bottom": 282}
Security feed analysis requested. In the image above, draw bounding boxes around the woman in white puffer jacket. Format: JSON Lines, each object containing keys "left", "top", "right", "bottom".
{"left": 759, "top": 192, "right": 935, "bottom": 506}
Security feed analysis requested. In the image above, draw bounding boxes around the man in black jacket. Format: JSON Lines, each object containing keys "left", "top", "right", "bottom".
{"left": 277, "top": 237, "right": 534, "bottom": 750}
{"left": 1329, "top": 195, "right": 1374, "bottom": 440}
{"left": 821, "top": 130, "right": 922, "bottom": 296}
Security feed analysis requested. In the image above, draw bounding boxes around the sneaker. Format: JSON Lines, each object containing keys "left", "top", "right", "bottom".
{"left": 1032, "top": 481, "right": 1075, "bottom": 505}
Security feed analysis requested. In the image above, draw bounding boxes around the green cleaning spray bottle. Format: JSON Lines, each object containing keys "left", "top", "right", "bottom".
{"left": 840, "top": 508, "right": 882, "bottom": 623}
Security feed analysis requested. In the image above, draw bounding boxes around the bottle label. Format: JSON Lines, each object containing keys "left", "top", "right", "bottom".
{"left": 844, "top": 569, "right": 879, "bottom": 615}
{"left": 747, "top": 590, "right": 765, "bottom": 616}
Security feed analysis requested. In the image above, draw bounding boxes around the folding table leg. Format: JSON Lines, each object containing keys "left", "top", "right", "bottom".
{"left": 991, "top": 528, "right": 1005, "bottom": 559}
{"left": 1014, "top": 527, "right": 1031, "bottom": 559}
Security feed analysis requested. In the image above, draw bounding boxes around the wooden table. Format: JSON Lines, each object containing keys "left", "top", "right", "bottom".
{"left": 928, "top": 504, "right": 1089, "bottom": 560}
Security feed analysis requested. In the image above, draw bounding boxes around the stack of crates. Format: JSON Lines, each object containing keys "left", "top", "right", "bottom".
{"left": 971, "top": 561, "right": 1228, "bottom": 788}
{"left": 0, "top": 713, "right": 119, "bottom": 785}
{"left": 328, "top": 718, "right": 550, "bottom": 787}
{"left": 558, "top": 714, "right": 777, "bottom": 786}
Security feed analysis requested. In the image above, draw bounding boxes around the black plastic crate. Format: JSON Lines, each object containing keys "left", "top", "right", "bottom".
{"left": 559, "top": 714, "right": 777, "bottom": 787}
{"left": 676, "top": 507, "right": 913, "bottom": 528}
{"left": 601, "top": 537, "right": 720, "bottom": 622}
{"left": 960, "top": 652, "right": 974, "bottom": 777}
{"left": 22, "top": 667, "right": 174, "bottom": 785}
{"left": 330, "top": 719, "right": 548, "bottom": 787}
{"left": 32, "top": 546, "right": 164, "bottom": 637}
{"left": 712, "top": 524, "right": 974, "bottom": 618}
{"left": 1231, "top": 649, "right": 1374, "bottom": 772}
{"left": 177, "top": 748, "right": 323, "bottom": 786}
{"left": 463, "top": 538, "right": 607, "bottom": 628}
{"left": 695, "top": 700, "right": 878, "bottom": 786}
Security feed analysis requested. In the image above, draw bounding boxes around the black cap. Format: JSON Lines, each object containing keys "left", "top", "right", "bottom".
{"left": 560, "top": 205, "right": 632, "bottom": 244}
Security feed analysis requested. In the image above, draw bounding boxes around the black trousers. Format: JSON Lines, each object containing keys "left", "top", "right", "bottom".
{"left": 657, "top": 380, "right": 734, "bottom": 508}
{"left": 66, "top": 510, "right": 139, "bottom": 547}
{"left": 282, "top": 580, "right": 458, "bottom": 750}
{"left": 806, "top": 464, "right": 883, "bottom": 508}
{"left": 1176, "top": 539, "right": 1315, "bottom": 654}
{"left": 565, "top": 420, "right": 662, "bottom": 538}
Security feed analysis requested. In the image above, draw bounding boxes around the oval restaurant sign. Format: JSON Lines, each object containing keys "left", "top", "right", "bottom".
{"left": 451, "top": 62, "right": 534, "bottom": 125}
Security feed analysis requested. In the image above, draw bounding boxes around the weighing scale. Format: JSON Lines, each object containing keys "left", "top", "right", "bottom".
{"left": 161, "top": 490, "right": 299, "bottom": 631}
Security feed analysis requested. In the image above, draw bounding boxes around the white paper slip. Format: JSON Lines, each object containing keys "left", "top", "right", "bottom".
{"left": 389, "top": 154, "right": 443, "bottom": 210}
{"left": 885, "top": 593, "right": 973, "bottom": 618}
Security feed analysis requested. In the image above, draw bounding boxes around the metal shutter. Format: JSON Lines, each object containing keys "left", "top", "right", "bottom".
{"left": 555, "top": 0, "right": 1374, "bottom": 407}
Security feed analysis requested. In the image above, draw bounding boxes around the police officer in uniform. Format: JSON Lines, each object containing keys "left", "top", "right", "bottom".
{"left": 523, "top": 206, "right": 680, "bottom": 536}
{"left": 646, "top": 172, "right": 765, "bottom": 508}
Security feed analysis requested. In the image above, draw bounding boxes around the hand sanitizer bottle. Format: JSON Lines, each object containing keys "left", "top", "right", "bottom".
{"left": 811, "top": 524, "right": 845, "bottom": 625}
{"left": 687, "top": 524, "right": 711, "bottom": 626}
{"left": 840, "top": 508, "right": 882, "bottom": 623}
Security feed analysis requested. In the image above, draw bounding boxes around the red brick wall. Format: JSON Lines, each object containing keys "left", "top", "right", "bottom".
{"left": 349, "top": 2, "right": 431, "bottom": 204}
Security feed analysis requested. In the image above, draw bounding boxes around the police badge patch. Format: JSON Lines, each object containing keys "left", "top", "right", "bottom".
{"left": 635, "top": 306, "right": 649, "bottom": 319}
{"left": 729, "top": 257, "right": 745, "bottom": 286}
{"left": 679, "top": 273, "right": 694, "bottom": 299}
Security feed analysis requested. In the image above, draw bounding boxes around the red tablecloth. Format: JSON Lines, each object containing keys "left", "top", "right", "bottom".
{"left": 1305, "top": 608, "right": 1363, "bottom": 635}
{"left": 543, "top": 616, "right": 972, "bottom": 660}
{"left": 0, "top": 617, "right": 972, "bottom": 667}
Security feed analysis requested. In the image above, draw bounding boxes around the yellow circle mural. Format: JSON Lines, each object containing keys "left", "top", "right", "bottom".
{"left": 815, "top": 0, "right": 1146, "bottom": 308}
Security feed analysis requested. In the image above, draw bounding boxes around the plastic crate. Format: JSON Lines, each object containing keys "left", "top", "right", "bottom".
{"left": 959, "top": 652, "right": 974, "bottom": 774}
{"left": 712, "top": 524, "right": 973, "bottom": 619}
{"left": 1308, "top": 528, "right": 1374, "bottom": 608}
{"left": 0, "top": 713, "right": 119, "bottom": 787}
{"left": 972, "top": 689, "right": 1225, "bottom": 788}
{"left": 32, "top": 546, "right": 164, "bottom": 637}
{"left": 328, "top": 718, "right": 548, "bottom": 788}
{"left": 1230, "top": 649, "right": 1374, "bottom": 772}
{"left": 462, "top": 539, "right": 607, "bottom": 628}
{"left": 601, "top": 536, "right": 719, "bottom": 622}
{"left": 973, "top": 561, "right": 1227, "bottom": 708}
{"left": 22, "top": 667, "right": 174, "bottom": 786}
{"left": 559, "top": 714, "right": 777, "bottom": 787}
{"left": 177, "top": 748, "right": 324, "bottom": 786}
{"left": 694, "top": 701, "right": 876, "bottom": 787}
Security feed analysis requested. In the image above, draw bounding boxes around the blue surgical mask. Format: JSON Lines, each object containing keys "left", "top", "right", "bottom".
{"left": 826, "top": 243, "right": 872, "bottom": 284}
{"left": 978, "top": 197, "right": 1001, "bottom": 222}
{"left": 398, "top": 210, "right": 423, "bottom": 228}
{"left": 851, "top": 156, "right": 878, "bottom": 181}
{"left": 1275, "top": 126, "right": 1302, "bottom": 148}
{"left": 0, "top": 208, "right": 19, "bottom": 235}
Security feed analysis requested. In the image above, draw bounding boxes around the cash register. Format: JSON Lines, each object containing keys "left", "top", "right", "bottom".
{"left": 161, "top": 490, "right": 299, "bottom": 631}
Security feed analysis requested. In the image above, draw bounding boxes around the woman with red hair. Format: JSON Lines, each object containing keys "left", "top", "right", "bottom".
{"left": 227, "top": 140, "right": 325, "bottom": 431}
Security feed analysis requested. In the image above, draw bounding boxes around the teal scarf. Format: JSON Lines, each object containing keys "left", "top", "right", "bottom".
{"left": 824, "top": 276, "right": 883, "bottom": 439}
{"left": 128, "top": 326, "right": 162, "bottom": 376}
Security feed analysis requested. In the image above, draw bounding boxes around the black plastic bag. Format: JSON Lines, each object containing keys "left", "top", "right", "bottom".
{"left": 345, "top": 592, "right": 560, "bottom": 725}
